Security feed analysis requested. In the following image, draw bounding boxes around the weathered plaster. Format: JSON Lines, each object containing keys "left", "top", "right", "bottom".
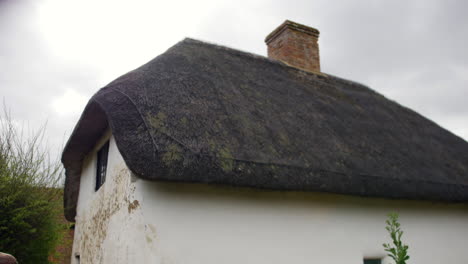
{"left": 72, "top": 131, "right": 148, "bottom": 263}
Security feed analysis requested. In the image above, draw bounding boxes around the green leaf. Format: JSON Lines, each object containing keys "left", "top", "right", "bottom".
{"left": 382, "top": 213, "right": 410, "bottom": 264}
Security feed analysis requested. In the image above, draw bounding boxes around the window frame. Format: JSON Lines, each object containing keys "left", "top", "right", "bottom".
{"left": 363, "top": 258, "right": 382, "bottom": 264}
{"left": 95, "top": 140, "right": 110, "bottom": 191}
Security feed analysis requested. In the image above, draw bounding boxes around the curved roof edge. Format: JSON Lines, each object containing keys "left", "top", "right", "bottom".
{"left": 62, "top": 99, "right": 109, "bottom": 221}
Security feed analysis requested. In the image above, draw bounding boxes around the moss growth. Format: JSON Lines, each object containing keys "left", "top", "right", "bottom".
{"left": 161, "top": 144, "right": 183, "bottom": 166}
{"left": 147, "top": 112, "right": 167, "bottom": 133}
{"left": 218, "top": 147, "right": 234, "bottom": 172}
{"left": 265, "top": 144, "right": 278, "bottom": 156}
{"left": 180, "top": 117, "right": 188, "bottom": 126}
{"left": 207, "top": 138, "right": 217, "bottom": 152}
{"left": 278, "top": 132, "right": 290, "bottom": 146}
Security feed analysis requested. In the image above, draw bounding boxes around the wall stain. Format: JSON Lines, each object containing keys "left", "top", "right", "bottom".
{"left": 145, "top": 236, "right": 153, "bottom": 244}
{"left": 76, "top": 164, "right": 137, "bottom": 263}
{"left": 128, "top": 200, "right": 140, "bottom": 214}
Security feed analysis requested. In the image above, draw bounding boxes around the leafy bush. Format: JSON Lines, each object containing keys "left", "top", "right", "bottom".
{"left": 0, "top": 108, "right": 63, "bottom": 264}
{"left": 383, "top": 213, "right": 410, "bottom": 264}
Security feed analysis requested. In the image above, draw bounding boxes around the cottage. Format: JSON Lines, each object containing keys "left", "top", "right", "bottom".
{"left": 62, "top": 20, "right": 468, "bottom": 264}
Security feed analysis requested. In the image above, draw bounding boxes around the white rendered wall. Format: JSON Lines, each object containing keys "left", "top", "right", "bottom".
{"left": 138, "top": 182, "right": 468, "bottom": 264}
{"left": 72, "top": 132, "right": 468, "bottom": 264}
{"left": 72, "top": 131, "right": 148, "bottom": 263}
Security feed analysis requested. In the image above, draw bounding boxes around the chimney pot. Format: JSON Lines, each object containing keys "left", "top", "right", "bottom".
{"left": 265, "top": 20, "right": 320, "bottom": 73}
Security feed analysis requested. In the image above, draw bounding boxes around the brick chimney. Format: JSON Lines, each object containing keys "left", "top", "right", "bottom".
{"left": 265, "top": 20, "right": 320, "bottom": 73}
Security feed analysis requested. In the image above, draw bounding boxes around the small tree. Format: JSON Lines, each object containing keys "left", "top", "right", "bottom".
{"left": 383, "top": 213, "right": 410, "bottom": 264}
{"left": 0, "top": 106, "right": 63, "bottom": 264}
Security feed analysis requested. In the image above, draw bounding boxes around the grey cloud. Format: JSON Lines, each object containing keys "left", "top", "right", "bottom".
{"left": 1, "top": 0, "right": 466, "bottom": 161}
{"left": 0, "top": 0, "right": 102, "bottom": 155}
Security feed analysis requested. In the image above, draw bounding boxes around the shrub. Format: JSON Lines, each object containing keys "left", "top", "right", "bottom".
{"left": 383, "top": 213, "right": 410, "bottom": 264}
{"left": 0, "top": 107, "right": 63, "bottom": 264}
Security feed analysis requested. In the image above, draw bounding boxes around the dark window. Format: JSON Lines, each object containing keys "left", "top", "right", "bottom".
{"left": 364, "top": 259, "right": 382, "bottom": 264}
{"left": 95, "top": 141, "right": 109, "bottom": 191}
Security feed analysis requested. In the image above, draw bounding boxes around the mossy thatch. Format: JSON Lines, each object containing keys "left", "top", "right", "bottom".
{"left": 62, "top": 38, "right": 468, "bottom": 222}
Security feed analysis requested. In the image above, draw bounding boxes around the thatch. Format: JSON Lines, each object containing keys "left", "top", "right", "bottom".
{"left": 62, "top": 38, "right": 468, "bottom": 221}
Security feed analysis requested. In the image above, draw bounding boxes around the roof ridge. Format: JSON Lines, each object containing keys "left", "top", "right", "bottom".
{"left": 181, "top": 38, "right": 327, "bottom": 74}
{"left": 180, "top": 37, "right": 279, "bottom": 65}
{"left": 178, "top": 38, "right": 373, "bottom": 91}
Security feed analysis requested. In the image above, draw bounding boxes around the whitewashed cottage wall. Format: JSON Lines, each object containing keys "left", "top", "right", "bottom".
{"left": 72, "top": 131, "right": 148, "bottom": 263}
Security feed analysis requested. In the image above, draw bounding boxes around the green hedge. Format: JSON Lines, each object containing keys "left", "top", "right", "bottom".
{"left": 0, "top": 108, "right": 63, "bottom": 264}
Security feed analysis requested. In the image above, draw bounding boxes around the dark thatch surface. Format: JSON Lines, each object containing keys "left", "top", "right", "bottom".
{"left": 62, "top": 38, "right": 468, "bottom": 221}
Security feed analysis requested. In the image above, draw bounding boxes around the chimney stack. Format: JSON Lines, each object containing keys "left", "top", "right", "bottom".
{"left": 265, "top": 20, "right": 320, "bottom": 73}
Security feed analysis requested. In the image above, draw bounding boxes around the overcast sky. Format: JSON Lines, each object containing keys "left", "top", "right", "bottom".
{"left": 1, "top": 0, "right": 467, "bottom": 160}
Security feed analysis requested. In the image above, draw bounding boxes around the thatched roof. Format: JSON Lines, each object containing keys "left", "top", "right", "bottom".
{"left": 62, "top": 38, "right": 468, "bottom": 221}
